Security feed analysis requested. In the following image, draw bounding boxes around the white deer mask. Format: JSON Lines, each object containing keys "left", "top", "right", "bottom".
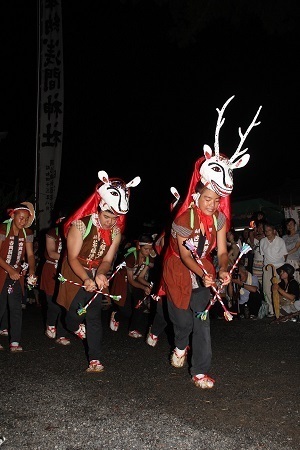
{"left": 97, "top": 170, "right": 141, "bottom": 215}
{"left": 199, "top": 95, "right": 262, "bottom": 197}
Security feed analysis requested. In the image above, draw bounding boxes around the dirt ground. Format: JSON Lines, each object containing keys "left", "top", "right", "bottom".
{"left": 0, "top": 303, "right": 300, "bottom": 449}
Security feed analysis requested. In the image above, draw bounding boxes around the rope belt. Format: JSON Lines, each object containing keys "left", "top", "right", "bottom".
{"left": 46, "top": 259, "right": 58, "bottom": 269}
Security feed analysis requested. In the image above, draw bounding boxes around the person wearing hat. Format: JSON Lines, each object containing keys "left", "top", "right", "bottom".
{"left": 0, "top": 202, "right": 37, "bottom": 352}
{"left": 162, "top": 96, "right": 262, "bottom": 389}
{"left": 56, "top": 170, "right": 141, "bottom": 373}
{"left": 273, "top": 263, "right": 300, "bottom": 317}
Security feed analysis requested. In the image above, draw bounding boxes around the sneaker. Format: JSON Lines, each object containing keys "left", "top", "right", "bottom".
{"left": 170, "top": 347, "right": 188, "bottom": 368}
{"left": 0, "top": 329, "right": 8, "bottom": 336}
{"left": 267, "top": 313, "right": 275, "bottom": 318}
{"left": 86, "top": 359, "right": 104, "bottom": 373}
{"left": 45, "top": 325, "right": 56, "bottom": 339}
{"left": 290, "top": 317, "right": 297, "bottom": 322}
{"left": 128, "top": 330, "right": 142, "bottom": 338}
{"left": 192, "top": 374, "right": 215, "bottom": 389}
{"left": 110, "top": 311, "right": 119, "bottom": 332}
{"left": 55, "top": 337, "right": 71, "bottom": 346}
{"left": 74, "top": 323, "right": 86, "bottom": 340}
{"left": 9, "top": 342, "right": 23, "bottom": 352}
{"left": 146, "top": 330, "right": 158, "bottom": 347}
{"left": 0, "top": 344, "right": 4, "bottom": 351}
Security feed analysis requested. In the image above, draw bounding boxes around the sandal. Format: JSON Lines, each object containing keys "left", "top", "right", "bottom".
{"left": 192, "top": 374, "right": 215, "bottom": 389}
{"left": 110, "top": 311, "right": 119, "bottom": 331}
{"left": 56, "top": 337, "right": 71, "bottom": 346}
{"left": 86, "top": 360, "right": 104, "bottom": 373}
{"left": 170, "top": 347, "right": 188, "bottom": 368}
{"left": 45, "top": 325, "right": 56, "bottom": 339}
{"left": 74, "top": 323, "right": 86, "bottom": 340}
{"left": 128, "top": 330, "right": 142, "bottom": 338}
{"left": 146, "top": 331, "right": 158, "bottom": 347}
{"left": 9, "top": 342, "right": 23, "bottom": 352}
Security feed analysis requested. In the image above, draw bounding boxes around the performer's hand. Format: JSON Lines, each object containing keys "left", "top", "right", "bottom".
{"left": 8, "top": 268, "right": 20, "bottom": 281}
{"left": 83, "top": 278, "right": 97, "bottom": 292}
{"left": 144, "top": 286, "right": 151, "bottom": 295}
{"left": 95, "top": 273, "right": 109, "bottom": 290}
{"left": 202, "top": 273, "right": 214, "bottom": 287}
{"left": 218, "top": 270, "right": 231, "bottom": 286}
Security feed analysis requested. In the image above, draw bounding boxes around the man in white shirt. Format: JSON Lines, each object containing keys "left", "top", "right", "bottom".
{"left": 260, "top": 223, "right": 288, "bottom": 317}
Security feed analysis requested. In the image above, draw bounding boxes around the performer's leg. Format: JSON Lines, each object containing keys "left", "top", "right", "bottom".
{"left": 190, "top": 287, "right": 212, "bottom": 376}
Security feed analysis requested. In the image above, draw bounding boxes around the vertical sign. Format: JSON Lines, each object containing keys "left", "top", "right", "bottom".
{"left": 38, "top": 0, "right": 63, "bottom": 231}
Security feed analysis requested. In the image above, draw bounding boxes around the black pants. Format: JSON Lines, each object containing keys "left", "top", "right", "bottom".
{"left": 45, "top": 293, "right": 68, "bottom": 338}
{"left": 0, "top": 278, "right": 23, "bottom": 343}
{"left": 167, "top": 286, "right": 212, "bottom": 376}
{"left": 113, "top": 284, "right": 150, "bottom": 335}
{"left": 66, "top": 288, "right": 103, "bottom": 362}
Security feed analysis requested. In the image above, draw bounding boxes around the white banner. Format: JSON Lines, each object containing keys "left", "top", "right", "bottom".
{"left": 38, "top": 0, "right": 63, "bottom": 232}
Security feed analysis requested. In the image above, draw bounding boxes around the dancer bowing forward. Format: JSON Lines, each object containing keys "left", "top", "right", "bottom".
{"left": 162, "top": 95, "right": 262, "bottom": 389}
{"left": 56, "top": 170, "right": 141, "bottom": 373}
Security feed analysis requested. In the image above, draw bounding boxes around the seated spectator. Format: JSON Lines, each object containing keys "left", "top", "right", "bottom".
{"left": 227, "top": 262, "right": 263, "bottom": 319}
{"left": 273, "top": 263, "right": 300, "bottom": 317}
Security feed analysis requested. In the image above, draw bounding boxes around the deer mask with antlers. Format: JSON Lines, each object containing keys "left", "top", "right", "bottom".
{"left": 199, "top": 95, "right": 262, "bottom": 197}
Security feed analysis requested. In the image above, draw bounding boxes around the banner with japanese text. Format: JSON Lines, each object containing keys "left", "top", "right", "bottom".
{"left": 38, "top": 0, "right": 63, "bottom": 232}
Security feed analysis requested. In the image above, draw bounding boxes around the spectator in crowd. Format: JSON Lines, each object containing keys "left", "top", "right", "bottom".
{"left": 260, "top": 222, "right": 288, "bottom": 317}
{"left": 249, "top": 219, "right": 265, "bottom": 286}
{"left": 282, "top": 218, "right": 300, "bottom": 284}
{"left": 0, "top": 202, "right": 37, "bottom": 351}
{"left": 56, "top": 170, "right": 141, "bottom": 372}
{"left": 273, "top": 263, "right": 300, "bottom": 319}
{"left": 227, "top": 262, "right": 262, "bottom": 319}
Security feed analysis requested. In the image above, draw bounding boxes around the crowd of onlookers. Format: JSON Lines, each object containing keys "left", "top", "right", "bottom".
{"left": 223, "top": 212, "right": 300, "bottom": 322}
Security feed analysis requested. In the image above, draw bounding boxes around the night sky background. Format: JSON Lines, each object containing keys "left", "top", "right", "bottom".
{"left": 1, "top": 0, "right": 300, "bottom": 236}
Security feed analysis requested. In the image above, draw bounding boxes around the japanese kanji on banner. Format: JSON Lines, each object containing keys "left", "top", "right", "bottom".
{"left": 37, "top": 0, "right": 63, "bottom": 232}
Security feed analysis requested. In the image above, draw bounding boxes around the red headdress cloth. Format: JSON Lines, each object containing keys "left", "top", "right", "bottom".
{"left": 175, "top": 156, "right": 231, "bottom": 232}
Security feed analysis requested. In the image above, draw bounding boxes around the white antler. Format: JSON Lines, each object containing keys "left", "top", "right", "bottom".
{"left": 214, "top": 95, "right": 235, "bottom": 159}
{"left": 229, "top": 105, "right": 262, "bottom": 164}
